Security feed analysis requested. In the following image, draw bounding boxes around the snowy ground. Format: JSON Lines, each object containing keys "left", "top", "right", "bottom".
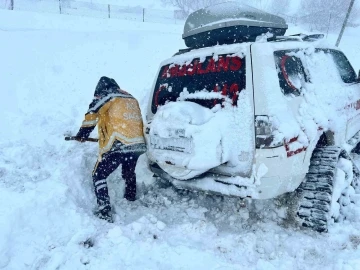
{"left": 1, "top": 9, "right": 360, "bottom": 270}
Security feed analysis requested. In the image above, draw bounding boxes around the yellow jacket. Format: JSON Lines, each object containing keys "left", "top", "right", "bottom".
{"left": 78, "top": 94, "right": 145, "bottom": 157}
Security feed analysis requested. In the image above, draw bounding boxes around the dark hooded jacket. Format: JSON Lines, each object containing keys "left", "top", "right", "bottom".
{"left": 77, "top": 76, "right": 145, "bottom": 157}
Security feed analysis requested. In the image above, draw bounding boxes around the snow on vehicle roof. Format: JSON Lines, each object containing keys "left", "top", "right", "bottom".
{"left": 190, "top": 18, "right": 274, "bottom": 31}
{"left": 205, "top": 1, "right": 262, "bottom": 16}
{"left": 160, "top": 36, "right": 333, "bottom": 68}
{"left": 265, "top": 38, "right": 336, "bottom": 51}
{"left": 198, "top": 1, "right": 284, "bottom": 27}
{"left": 160, "top": 43, "right": 249, "bottom": 67}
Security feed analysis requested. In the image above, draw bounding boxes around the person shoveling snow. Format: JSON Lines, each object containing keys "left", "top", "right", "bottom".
{"left": 71, "top": 76, "right": 146, "bottom": 222}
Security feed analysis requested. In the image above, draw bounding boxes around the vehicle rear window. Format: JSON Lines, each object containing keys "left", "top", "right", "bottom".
{"left": 274, "top": 50, "right": 309, "bottom": 96}
{"left": 151, "top": 54, "right": 246, "bottom": 114}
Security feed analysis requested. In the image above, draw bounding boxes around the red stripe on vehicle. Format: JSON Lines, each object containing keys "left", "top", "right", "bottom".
{"left": 344, "top": 99, "right": 360, "bottom": 111}
{"left": 285, "top": 136, "right": 307, "bottom": 158}
{"left": 281, "top": 55, "right": 298, "bottom": 91}
{"left": 286, "top": 147, "right": 307, "bottom": 158}
{"left": 154, "top": 85, "right": 166, "bottom": 107}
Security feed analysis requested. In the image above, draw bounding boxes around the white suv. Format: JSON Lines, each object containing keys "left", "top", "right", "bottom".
{"left": 145, "top": 2, "right": 360, "bottom": 232}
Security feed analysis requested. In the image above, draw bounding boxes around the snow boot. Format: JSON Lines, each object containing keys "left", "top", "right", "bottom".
{"left": 124, "top": 175, "right": 136, "bottom": 201}
{"left": 95, "top": 205, "right": 113, "bottom": 223}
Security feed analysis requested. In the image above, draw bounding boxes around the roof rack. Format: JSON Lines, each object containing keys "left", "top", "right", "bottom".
{"left": 173, "top": 33, "right": 325, "bottom": 56}
{"left": 266, "top": 36, "right": 302, "bottom": 42}
{"left": 173, "top": 48, "right": 192, "bottom": 56}
{"left": 267, "top": 33, "right": 324, "bottom": 42}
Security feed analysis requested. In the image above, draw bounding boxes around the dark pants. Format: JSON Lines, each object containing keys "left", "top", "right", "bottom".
{"left": 355, "top": 143, "right": 360, "bottom": 154}
{"left": 92, "top": 151, "right": 140, "bottom": 209}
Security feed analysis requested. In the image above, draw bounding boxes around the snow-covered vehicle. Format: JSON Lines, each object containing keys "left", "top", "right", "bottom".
{"left": 144, "top": 2, "right": 360, "bottom": 232}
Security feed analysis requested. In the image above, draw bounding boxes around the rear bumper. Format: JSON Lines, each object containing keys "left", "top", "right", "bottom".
{"left": 149, "top": 162, "right": 257, "bottom": 198}
{"left": 149, "top": 154, "right": 306, "bottom": 200}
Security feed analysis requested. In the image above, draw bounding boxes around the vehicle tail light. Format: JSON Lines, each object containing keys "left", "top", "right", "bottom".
{"left": 255, "top": 116, "right": 283, "bottom": 149}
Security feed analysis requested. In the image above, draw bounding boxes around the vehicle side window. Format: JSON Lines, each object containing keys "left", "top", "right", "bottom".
{"left": 274, "top": 50, "right": 308, "bottom": 96}
{"left": 319, "top": 49, "right": 357, "bottom": 84}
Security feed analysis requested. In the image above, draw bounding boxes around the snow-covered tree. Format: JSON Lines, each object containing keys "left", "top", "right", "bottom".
{"left": 268, "top": 0, "right": 291, "bottom": 16}
{"left": 2, "top": 0, "right": 13, "bottom": 10}
{"left": 299, "top": 0, "right": 359, "bottom": 31}
{"left": 248, "top": 0, "right": 272, "bottom": 11}
{"left": 161, "top": 0, "right": 223, "bottom": 16}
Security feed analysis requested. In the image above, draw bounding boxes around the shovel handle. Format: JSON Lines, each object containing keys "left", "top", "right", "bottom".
{"left": 64, "top": 136, "right": 99, "bottom": 142}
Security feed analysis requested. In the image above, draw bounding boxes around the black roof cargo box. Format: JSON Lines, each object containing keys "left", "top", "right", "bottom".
{"left": 183, "top": 2, "right": 288, "bottom": 48}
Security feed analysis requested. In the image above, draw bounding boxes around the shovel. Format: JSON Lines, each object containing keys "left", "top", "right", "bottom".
{"left": 64, "top": 136, "right": 98, "bottom": 142}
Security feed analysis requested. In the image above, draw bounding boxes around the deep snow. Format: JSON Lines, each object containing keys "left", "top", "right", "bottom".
{"left": 1, "top": 9, "right": 360, "bottom": 270}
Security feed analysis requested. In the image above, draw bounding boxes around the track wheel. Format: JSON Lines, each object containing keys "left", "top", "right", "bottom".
{"left": 297, "top": 146, "right": 357, "bottom": 232}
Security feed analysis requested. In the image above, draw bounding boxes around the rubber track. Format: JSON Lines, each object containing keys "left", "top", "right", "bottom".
{"left": 297, "top": 146, "right": 341, "bottom": 232}
{"left": 349, "top": 131, "right": 360, "bottom": 190}
{"left": 348, "top": 130, "right": 360, "bottom": 150}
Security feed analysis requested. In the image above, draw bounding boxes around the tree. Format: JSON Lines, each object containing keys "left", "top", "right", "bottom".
{"left": 2, "top": 0, "right": 13, "bottom": 10}
{"left": 299, "top": 0, "right": 359, "bottom": 31}
{"left": 268, "top": 0, "right": 291, "bottom": 16}
{"left": 247, "top": 0, "right": 272, "bottom": 11}
{"left": 161, "top": 0, "right": 223, "bottom": 17}
{"left": 229, "top": 0, "right": 290, "bottom": 15}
